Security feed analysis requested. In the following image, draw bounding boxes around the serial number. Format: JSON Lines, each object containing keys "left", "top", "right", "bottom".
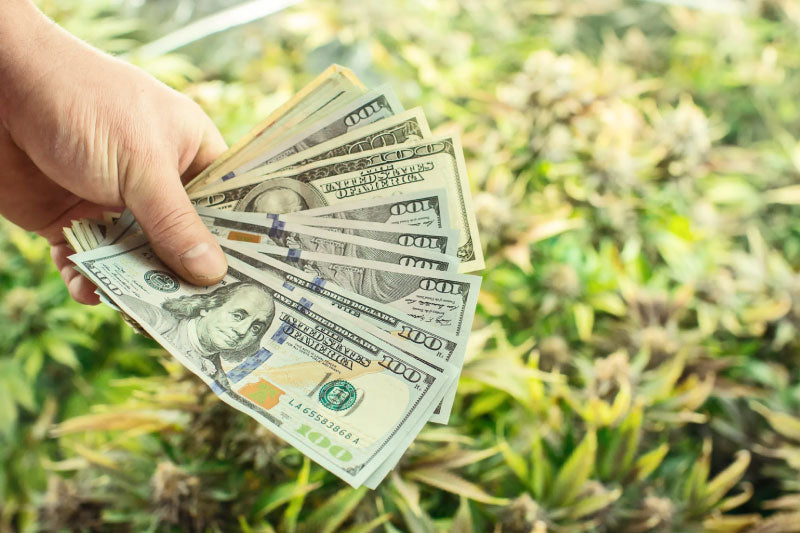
{"left": 288, "top": 399, "right": 360, "bottom": 444}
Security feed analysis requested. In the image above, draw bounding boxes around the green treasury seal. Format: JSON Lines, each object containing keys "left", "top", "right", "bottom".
{"left": 144, "top": 270, "right": 180, "bottom": 293}
{"left": 319, "top": 380, "right": 357, "bottom": 411}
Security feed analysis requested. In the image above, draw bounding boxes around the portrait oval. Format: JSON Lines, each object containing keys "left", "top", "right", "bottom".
{"left": 236, "top": 178, "right": 328, "bottom": 214}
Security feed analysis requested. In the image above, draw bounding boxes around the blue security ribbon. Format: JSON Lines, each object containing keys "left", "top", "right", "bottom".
{"left": 298, "top": 297, "right": 313, "bottom": 312}
{"left": 268, "top": 219, "right": 286, "bottom": 237}
{"left": 271, "top": 326, "right": 290, "bottom": 344}
{"left": 226, "top": 348, "right": 274, "bottom": 384}
{"left": 272, "top": 325, "right": 292, "bottom": 344}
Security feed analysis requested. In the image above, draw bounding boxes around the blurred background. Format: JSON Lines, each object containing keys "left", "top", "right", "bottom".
{"left": 2, "top": 0, "right": 800, "bottom": 531}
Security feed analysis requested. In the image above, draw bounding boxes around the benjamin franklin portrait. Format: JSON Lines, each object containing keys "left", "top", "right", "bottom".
{"left": 121, "top": 282, "right": 275, "bottom": 389}
{"left": 236, "top": 177, "right": 327, "bottom": 214}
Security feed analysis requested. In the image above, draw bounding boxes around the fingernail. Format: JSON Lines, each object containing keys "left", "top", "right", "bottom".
{"left": 180, "top": 242, "right": 227, "bottom": 282}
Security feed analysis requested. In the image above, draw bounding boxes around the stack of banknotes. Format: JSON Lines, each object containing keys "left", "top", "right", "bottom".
{"left": 63, "top": 65, "right": 484, "bottom": 488}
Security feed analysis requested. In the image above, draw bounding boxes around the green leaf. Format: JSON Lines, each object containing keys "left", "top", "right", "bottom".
{"left": 0, "top": 468, "right": 6, "bottom": 505}
{"left": 530, "top": 431, "right": 550, "bottom": 501}
{"left": 41, "top": 334, "right": 80, "bottom": 369}
{"left": 298, "top": 486, "right": 368, "bottom": 533}
{"left": 765, "top": 184, "right": 800, "bottom": 204}
{"left": 407, "top": 468, "right": 509, "bottom": 506}
{"left": 500, "top": 439, "right": 529, "bottom": 484}
{"left": 633, "top": 443, "right": 669, "bottom": 482}
{"left": 588, "top": 293, "right": 627, "bottom": 316}
{"left": 567, "top": 487, "right": 621, "bottom": 520}
{"left": 14, "top": 338, "right": 44, "bottom": 380}
{"left": 0, "top": 386, "right": 18, "bottom": 438}
{"left": 573, "top": 304, "right": 594, "bottom": 342}
{"left": 252, "top": 480, "right": 321, "bottom": 518}
{"left": 451, "top": 497, "right": 474, "bottom": 533}
{"left": 49, "top": 328, "right": 98, "bottom": 350}
{"left": 341, "top": 513, "right": 391, "bottom": 533}
{"left": 0, "top": 360, "right": 35, "bottom": 411}
{"left": 390, "top": 475, "right": 435, "bottom": 533}
{"left": 750, "top": 402, "right": 800, "bottom": 442}
{"left": 238, "top": 516, "right": 277, "bottom": 533}
{"left": 601, "top": 405, "right": 642, "bottom": 481}
{"left": 697, "top": 451, "right": 751, "bottom": 514}
{"left": 468, "top": 391, "right": 508, "bottom": 418}
{"left": 684, "top": 441, "right": 711, "bottom": 505}
{"left": 22, "top": 346, "right": 44, "bottom": 381}
{"left": 282, "top": 457, "right": 311, "bottom": 533}
{"left": 548, "top": 430, "right": 597, "bottom": 507}
{"left": 718, "top": 483, "right": 753, "bottom": 513}
{"left": 704, "top": 176, "right": 758, "bottom": 206}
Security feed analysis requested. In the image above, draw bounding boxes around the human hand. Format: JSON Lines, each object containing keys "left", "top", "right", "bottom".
{"left": 0, "top": 1, "right": 228, "bottom": 304}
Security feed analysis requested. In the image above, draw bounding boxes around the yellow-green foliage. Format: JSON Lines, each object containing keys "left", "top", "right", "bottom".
{"left": 2, "top": 1, "right": 800, "bottom": 531}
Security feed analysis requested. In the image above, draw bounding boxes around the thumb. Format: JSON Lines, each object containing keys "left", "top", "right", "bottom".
{"left": 181, "top": 113, "right": 228, "bottom": 185}
{"left": 125, "top": 171, "right": 227, "bottom": 285}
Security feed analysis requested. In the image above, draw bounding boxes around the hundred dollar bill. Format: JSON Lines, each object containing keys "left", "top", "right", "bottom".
{"left": 91, "top": 228, "right": 464, "bottom": 413}
{"left": 70, "top": 236, "right": 453, "bottom": 487}
{"left": 102, "top": 211, "right": 119, "bottom": 226}
{"left": 197, "top": 207, "right": 460, "bottom": 257}
{"left": 197, "top": 209, "right": 458, "bottom": 272}
{"left": 101, "top": 188, "right": 451, "bottom": 251}
{"left": 223, "top": 239, "right": 482, "bottom": 423}
{"left": 296, "top": 189, "right": 451, "bottom": 229}
{"left": 88, "top": 213, "right": 471, "bottom": 423}
{"left": 69, "top": 221, "right": 91, "bottom": 252}
{"left": 222, "top": 86, "right": 405, "bottom": 182}
{"left": 190, "top": 136, "right": 485, "bottom": 272}
{"left": 277, "top": 215, "right": 459, "bottom": 257}
{"left": 89, "top": 225, "right": 465, "bottom": 423}
{"left": 217, "top": 108, "right": 432, "bottom": 182}
{"left": 75, "top": 219, "right": 104, "bottom": 250}
{"left": 98, "top": 209, "right": 137, "bottom": 247}
{"left": 62, "top": 227, "right": 84, "bottom": 254}
{"left": 219, "top": 240, "right": 463, "bottom": 364}
{"left": 187, "top": 70, "right": 365, "bottom": 192}
{"left": 219, "top": 241, "right": 465, "bottom": 422}
{"left": 216, "top": 240, "right": 480, "bottom": 338}
{"left": 185, "top": 65, "right": 366, "bottom": 192}
{"left": 231, "top": 79, "right": 375, "bottom": 169}
{"left": 364, "top": 412, "right": 422, "bottom": 489}
{"left": 85, "top": 219, "right": 107, "bottom": 243}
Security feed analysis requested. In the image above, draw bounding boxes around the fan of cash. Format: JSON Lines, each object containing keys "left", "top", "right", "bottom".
{"left": 63, "top": 65, "right": 484, "bottom": 489}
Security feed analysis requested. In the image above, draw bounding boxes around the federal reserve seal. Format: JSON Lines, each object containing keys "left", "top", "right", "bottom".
{"left": 319, "top": 380, "right": 357, "bottom": 411}
{"left": 144, "top": 270, "right": 180, "bottom": 293}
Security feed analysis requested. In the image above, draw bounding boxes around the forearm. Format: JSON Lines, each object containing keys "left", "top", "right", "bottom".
{"left": 0, "top": 1, "right": 72, "bottom": 128}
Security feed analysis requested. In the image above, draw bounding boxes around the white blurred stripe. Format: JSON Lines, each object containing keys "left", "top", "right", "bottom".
{"left": 642, "top": 0, "right": 745, "bottom": 14}
{"left": 134, "top": 0, "right": 301, "bottom": 58}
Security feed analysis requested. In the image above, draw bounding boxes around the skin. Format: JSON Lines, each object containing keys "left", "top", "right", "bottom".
{"left": 0, "top": 0, "right": 228, "bottom": 304}
{"left": 196, "top": 285, "right": 274, "bottom": 360}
